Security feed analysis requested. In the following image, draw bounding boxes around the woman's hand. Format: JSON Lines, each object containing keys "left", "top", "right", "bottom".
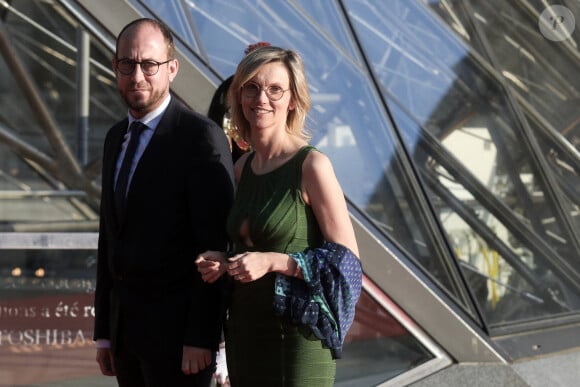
{"left": 195, "top": 250, "right": 227, "bottom": 283}
{"left": 227, "top": 251, "right": 290, "bottom": 283}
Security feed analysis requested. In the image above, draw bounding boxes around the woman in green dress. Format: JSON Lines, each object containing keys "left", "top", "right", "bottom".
{"left": 196, "top": 46, "right": 359, "bottom": 386}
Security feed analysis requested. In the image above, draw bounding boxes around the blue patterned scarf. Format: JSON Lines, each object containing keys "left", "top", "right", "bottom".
{"left": 273, "top": 241, "right": 363, "bottom": 359}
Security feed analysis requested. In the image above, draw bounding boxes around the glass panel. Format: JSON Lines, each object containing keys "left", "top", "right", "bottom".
{"left": 0, "top": 1, "right": 124, "bottom": 232}
{"left": 137, "top": 0, "right": 199, "bottom": 50}
{"left": 429, "top": 0, "right": 580, "bottom": 151}
{"left": 525, "top": 111, "right": 580, "bottom": 234}
{"left": 0, "top": 142, "right": 94, "bottom": 230}
{"left": 0, "top": 249, "right": 112, "bottom": 386}
{"left": 340, "top": 289, "right": 433, "bottom": 385}
{"left": 428, "top": 0, "right": 580, "bottom": 253}
{"left": 347, "top": 0, "right": 580, "bottom": 327}
{"left": 294, "top": 0, "right": 363, "bottom": 61}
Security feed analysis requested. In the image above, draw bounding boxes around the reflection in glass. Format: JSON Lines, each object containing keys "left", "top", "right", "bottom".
{"left": 429, "top": 0, "right": 580, "bottom": 150}
{"left": 340, "top": 288, "right": 433, "bottom": 385}
{"left": 0, "top": 249, "right": 102, "bottom": 385}
{"left": 0, "top": 1, "right": 124, "bottom": 232}
{"left": 137, "top": 0, "right": 198, "bottom": 51}
{"left": 346, "top": 0, "right": 580, "bottom": 327}
{"left": 294, "top": 0, "right": 362, "bottom": 61}
{"left": 429, "top": 0, "right": 580, "bottom": 253}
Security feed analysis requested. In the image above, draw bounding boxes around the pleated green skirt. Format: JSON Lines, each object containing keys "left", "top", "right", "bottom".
{"left": 224, "top": 274, "right": 335, "bottom": 386}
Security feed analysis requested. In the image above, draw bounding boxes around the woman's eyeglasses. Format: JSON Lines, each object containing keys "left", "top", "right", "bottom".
{"left": 241, "top": 83, "right": 289, "bottom": 101}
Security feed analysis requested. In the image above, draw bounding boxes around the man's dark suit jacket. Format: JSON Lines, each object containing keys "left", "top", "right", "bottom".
{"left": 93, "top": 96, "right": 235, "bottom": 355}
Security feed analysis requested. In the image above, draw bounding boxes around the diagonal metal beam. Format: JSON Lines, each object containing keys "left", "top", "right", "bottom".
{"left": 0, "top": 22, "right": 100, "bottom": 201}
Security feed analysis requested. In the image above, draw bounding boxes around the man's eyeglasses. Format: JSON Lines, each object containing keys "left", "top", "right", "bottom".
{"left": 116, "top": 58, "right": 172, "bottom": 76}
{"left": 241, "top": 83, "right": 289, "bottom": 101}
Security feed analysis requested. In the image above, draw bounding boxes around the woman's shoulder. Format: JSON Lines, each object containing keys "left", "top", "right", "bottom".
{"left": 302, "top": 147, "right": 332, "bottom": 174}
{"left": 301, "top": 147, "right": 337, "bottom": 195}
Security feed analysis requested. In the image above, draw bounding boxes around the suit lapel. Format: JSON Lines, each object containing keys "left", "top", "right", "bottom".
{"left": 127, "top": 97, "right": 181, "bottom": 193}
{"left": 119, "top": 98, "right": 183, "bottom": 224}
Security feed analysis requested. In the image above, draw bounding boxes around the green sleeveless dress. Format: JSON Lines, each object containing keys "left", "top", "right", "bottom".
{"left": 225, "top": 146, "right": 336, "bottom": 386}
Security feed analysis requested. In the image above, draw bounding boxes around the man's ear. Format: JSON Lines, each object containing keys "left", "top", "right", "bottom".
{"left": 168, "top": 58, "right": 179, "bottom": 82}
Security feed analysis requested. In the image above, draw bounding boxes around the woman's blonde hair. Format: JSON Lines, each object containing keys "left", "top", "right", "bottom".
{"left": 228, "top": 46, "right": 311, "bottom": 145}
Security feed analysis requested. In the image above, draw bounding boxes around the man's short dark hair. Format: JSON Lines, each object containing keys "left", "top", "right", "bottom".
{"left": 115, "top": 18, "right": 175, "bottom": 60}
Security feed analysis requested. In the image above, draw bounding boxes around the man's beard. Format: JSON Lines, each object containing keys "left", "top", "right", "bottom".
{"left": 127, "top": 97, "right": 151, "bottom": 112}
{"left": 124, "top": 89, "right": 161, "bottom": 113}
{"left": 121, "top": 81, "right": 163, "bottom": 113}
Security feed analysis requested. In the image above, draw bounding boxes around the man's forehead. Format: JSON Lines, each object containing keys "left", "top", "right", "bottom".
{"left": 117, "top": 26, "right": 166, "bottom": 55}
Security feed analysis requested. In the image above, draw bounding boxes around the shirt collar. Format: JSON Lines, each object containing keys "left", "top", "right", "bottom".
{"left": 127, "top": 94, "right": 171, "bottom": 130}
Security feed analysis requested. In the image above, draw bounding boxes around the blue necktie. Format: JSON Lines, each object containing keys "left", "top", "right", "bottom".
{"left": 115, "top": 121, "right": 145, "bottom": 214}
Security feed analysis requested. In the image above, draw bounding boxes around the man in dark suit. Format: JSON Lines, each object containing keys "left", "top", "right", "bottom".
{"left": 93, "top": 18, "right": 234, "bottom": 387}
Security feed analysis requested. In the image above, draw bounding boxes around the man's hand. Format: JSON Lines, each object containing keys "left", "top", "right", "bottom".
{"left": 196, "top": 250, "right": 228, "bottom": 283}
{"left": 96, "top": 348, "right": 116, "bottom": 376}
{"left": 182, "top": 345, "right": 211, "bottom": 375}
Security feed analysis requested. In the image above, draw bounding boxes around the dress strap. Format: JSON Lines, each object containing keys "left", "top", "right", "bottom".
{"left": 240, "top": 151, "right": 256, "bottom": 179}
{"left": 294, "top": 145, "right": 317, "bottom": 179}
